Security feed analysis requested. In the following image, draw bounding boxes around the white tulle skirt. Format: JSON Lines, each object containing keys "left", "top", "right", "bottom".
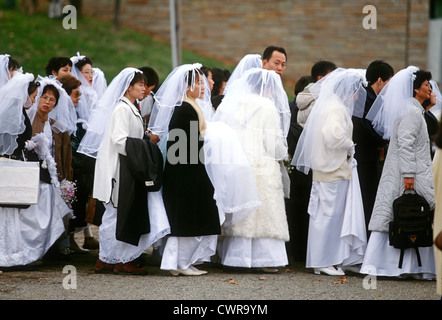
{"left": 160, "top": 235, "right": 218, "bottom": 271}
{"left": 219, "top": 236, "right": 288, "bottom": 268}
{"left": 0, "top": 182, "right": 71, "bottom": 267}
{"left": 99, "top": 191, "right": 170, "bottom": 264}
{"left": 306, "top": 176, "right": 367, "bottom": 268}
{"left": 360, "top": 231, "right": 436, "bottom": 278}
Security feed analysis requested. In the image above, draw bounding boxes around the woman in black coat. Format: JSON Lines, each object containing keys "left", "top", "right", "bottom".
{"left": 154, "top": 64, "right": 220, "bottom": 276}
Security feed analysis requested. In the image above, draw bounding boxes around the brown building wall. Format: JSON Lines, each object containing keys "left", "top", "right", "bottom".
{"left": 83, "top": 0, "right": 429, "bottom": 87}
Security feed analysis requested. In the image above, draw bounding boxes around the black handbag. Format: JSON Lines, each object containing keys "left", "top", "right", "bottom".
{"left": 389, "top": 189, "right": 433, "bottom": 268}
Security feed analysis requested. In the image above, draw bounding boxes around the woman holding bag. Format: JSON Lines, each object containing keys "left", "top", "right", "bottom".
{"left": 0, "top": 72, "right": 71, "bottom": 268}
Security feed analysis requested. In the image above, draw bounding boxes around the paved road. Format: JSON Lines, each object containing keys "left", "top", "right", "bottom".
{"left": 1, "top": 229, "right": 440, "bottom": 318}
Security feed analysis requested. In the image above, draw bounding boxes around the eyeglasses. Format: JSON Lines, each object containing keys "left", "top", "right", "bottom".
{"left": 40, "top": 95, "right": 57, "bottom": 104}
{"left": 72, "top": 90, "right": 82, "bottom": 98}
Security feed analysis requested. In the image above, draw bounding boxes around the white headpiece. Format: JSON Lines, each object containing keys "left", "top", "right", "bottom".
{"left": 77, "top": 67, "right": 142, "bottom": 158}
{"left": 70, "top": 52, "right": 107, "bottom": 122}
{"left": 366, "top": 66, "right": 419, "bottom": 140}
{"left": 213, "top": 67, "right": 291, "bottom": 160}
{"left": 0, "top": 72, "right": 35, "bottom": 155}
{"left": 28, "top": 75, "right": 77, "bottom": 135}
{"left": 429, "top": 79, "right": 441, "bottom": 121}
{"left": 0, "top": 54, "right": 11, "bottom": 88}
{"left": 223, "top": 54, "right": 262, "bottom": 95}
{"left": 148, "top": 63, "right": 212, "bottom": 140}
{"left": 292, "top": 68, "right": 367, "bottom": 174}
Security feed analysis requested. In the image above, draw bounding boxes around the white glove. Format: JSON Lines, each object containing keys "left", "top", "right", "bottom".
{"left": 347, "top": 144, "right": 355, "bottom": 159}
{"left": 25, "top": 140, "right": 37, "bottom": 151}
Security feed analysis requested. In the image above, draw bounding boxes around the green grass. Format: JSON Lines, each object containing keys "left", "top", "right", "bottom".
{"left": 0, "top": 3, "right": 233, "bottom": 83}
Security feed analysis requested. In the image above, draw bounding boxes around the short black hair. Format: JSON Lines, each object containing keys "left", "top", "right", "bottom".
{"left": 294, "top": 75, "right": 314, "bottom": 96}
{"left": 27, "top": 81, "right": 39, "bottom": 96}
{"left": 187, "top": 68, "right": 203, "bottom": 86}
{"left": 365, "top": 60, "right": 394, "bottom": 85}
{"left": 211, "top": 67, "right": 228, "bottom": 96}
{"left": 262, "top": 46, "right": 287, "bottom": 62}
{"left": 41, "top": 84, "right": 60, "bottom": 106}
{"left": 45, "top": 57, "right": 72, "bottom": 76}
{"left": 138, "top": 66, "right": 159, "bottom": 89}
{"left": 75, "top": 56, "right": 93, "bottom": 71}
{"left": 130, "top": 71, "right": 147, "bottom": 86}
{"left": 8, "top": 57, "right": 19, "bottom": 71}
{"left": 311, "top": 60, "right": 337, "bottom": 82}
{"left": 413, "top": 70, "right": 432, "bottom": 97}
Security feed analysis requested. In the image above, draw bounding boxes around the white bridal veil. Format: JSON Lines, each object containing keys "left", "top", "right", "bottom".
{"left": 70, "top": 52, "right": 108, "bottom": 124}
{"left": 292, "top": 68, "right": 367, "bottom": 174}
{"left": 27, "top": 75, "right": 77, "bottom": 136}
{"left": 366, "top": 66, "right": 419, "bottom": 140}
{"left": 77, "top": 67, "right": 141, "bottom": 158}
{"left": 0, "top": 71, "right": 34, "bottom": 155}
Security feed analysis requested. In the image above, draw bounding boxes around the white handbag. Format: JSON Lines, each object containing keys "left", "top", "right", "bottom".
{"left": 0, "top": 157, "right": 40, "bottom": 207}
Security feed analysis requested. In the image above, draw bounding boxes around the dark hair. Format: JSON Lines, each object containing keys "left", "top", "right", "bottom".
{"left": 187, "top": 68, "right": 202, "bottom": 86}
{"left": 45, "top": 57, "right": 72, "bottom": 76}
{"left": 138, "top": 66, "right": 159, "bottom": 89}
{"left": 223, "top": 69, "right": 231, "bottom": 81}
{"left": 365, "top": 60, "right": 394, "bottom": 85}
{"left": 27, "top": 81, "right": 39, "bottom": 96}
{"left": 294, "top": 75, "right": 314, "bottom": 96}
{"left": 75, "top": 56, "right": 93, "bottom": 71}
{"left": 262, "top": 46, "right": 287, "bottom": 62}
{"left": 130, "top": 71, "right": 147, "bottom": 86}
{"left": 8, "top": 57, "right": 19, "bottom": 71}
{"left": 211, "top": 67, "right": 228, "bottom": 96}
{"left": 413, "top": 70, "right": 432, "bottom": 97}
{"left": 201, "top": 66, "right": 212, "bottom": 78}
{"left": 58, "top": 74, "right": 82, "bottom": 95}
{"left": 311, "top": 61, "right": 337, "bottom": 82}
{"left": 41, "top": 84, "right": 60, "bottom": 106}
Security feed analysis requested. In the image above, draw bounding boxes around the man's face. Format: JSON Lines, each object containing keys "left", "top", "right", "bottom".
{"left": 262, "top": 51, "right": 286, "bottom": 77}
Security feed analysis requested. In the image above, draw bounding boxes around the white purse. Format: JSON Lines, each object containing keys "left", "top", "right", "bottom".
{"left": 0, "top": 157, "right": 40, "bottom": 207}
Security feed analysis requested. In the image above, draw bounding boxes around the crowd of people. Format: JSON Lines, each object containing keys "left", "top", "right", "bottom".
{"left": 0, "top": 45, "right": 441, "bottom": 298}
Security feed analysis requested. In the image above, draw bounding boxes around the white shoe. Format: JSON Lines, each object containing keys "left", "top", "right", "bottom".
{"left": 170, "top": 267, "right": 205, "bottom": 276}
{"left": 189, "top": 265, "right": 208, "bottom": 275}
{"left": 341, "top": 265, "right": 361, "bottom": 274}
{"left": 314, "top": 266, "right": 345, "bottom": 276}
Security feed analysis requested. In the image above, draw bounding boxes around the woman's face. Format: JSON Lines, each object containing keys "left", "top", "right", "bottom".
{"left": 80, "top": 64, "right": 94, "bottom": 85}
{"left": 54, "top": 64, "right": 72, "bottom": 79}
{"left": 70, "top": 87, "right": 81, "bottom": 107}
{"left": 206, "top": 71, "right": 214, "bottom": 91}
{"left": 9, "top": 67, "right": 18, "bottom": 79}
{"left": 187, "top": 76, "right": 205, "bottom": 100}
{"left": 37, "top": 90, "right": 57, "bottom": 116}
{"left": 127, "top": 81, "right": 146, "bottom": 101}
{"left": 25, "top": 89, "right": 38, "bottom": 109}
{"left": 415, "top": 80, "right": 432, "bottom": 102}
{"left": 219, "top": 81, "right": 226, "bottom": 95}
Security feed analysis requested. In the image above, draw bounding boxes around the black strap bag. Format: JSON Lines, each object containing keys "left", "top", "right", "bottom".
{"left": 389, "top": 189, "right": 433, "bottom": 268}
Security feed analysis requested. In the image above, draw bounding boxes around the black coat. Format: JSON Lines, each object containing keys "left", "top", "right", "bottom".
{"left": 116, "top": 137, "right": 152, "bottom": 246}
{"left": 162, "top": 102, "right": 220, "bottom": 237}
{"left": 352, "top": 85, "right": 387, "bottom": 229}
{"left": 11, "top": 108, "right": 32, "bottom": 159}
